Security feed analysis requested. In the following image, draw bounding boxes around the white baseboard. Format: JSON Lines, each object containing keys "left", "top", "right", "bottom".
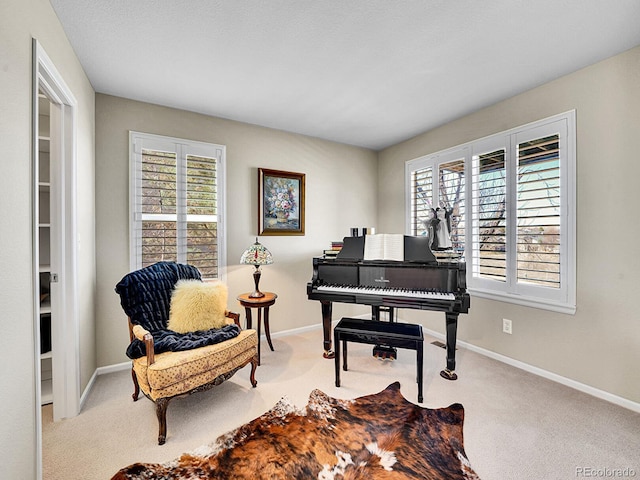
{"left": 90, "top": 319, "right": 640, "bottom": 413}
{"left": 79, "top": 369, "right": 97, "bottom": 411}
{"left": 268, "top": 321, "right": 330, "bottom": 339}
{"left": 79, "top": 362, "right": 130, "bottom": 411}
{"left": 97, "top": 361, "right": 131, "bottom": 375}
{"left": 421, "top": 327, "right": 640, "bottom": 413}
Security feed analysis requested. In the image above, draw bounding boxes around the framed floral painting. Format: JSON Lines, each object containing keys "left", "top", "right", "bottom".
{"left": 258, "top": 168, "right": 305, "bottom": 235}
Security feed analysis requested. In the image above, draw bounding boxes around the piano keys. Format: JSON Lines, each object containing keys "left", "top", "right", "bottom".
{"left": 315, "top": 284, "right": 456, "bottom": 301}
{"left": 307, "top": 235, "right": 470, "bottom": 380}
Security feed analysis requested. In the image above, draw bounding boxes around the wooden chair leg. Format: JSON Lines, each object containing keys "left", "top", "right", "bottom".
{"left": 249, "top": 356, "right": 258, "bottom": 388}
{"left": 156, "top": 397, "right": 170, "bottom": 445}
{"left": 131, "top": 367, "right": 140, "bottom": 401}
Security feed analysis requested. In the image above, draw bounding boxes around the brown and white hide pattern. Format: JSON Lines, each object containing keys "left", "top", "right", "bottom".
{"left": 111, "top": 382, "right": 481, "bottom": 479}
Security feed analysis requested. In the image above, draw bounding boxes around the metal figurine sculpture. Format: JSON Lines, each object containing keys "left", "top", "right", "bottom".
{"left": 425, "top": 207, "right": 452, "bottom": 251}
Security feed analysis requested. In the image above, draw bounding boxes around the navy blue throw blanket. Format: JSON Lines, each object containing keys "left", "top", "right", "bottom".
{"left": 115, "top": 261, "right": 201, "bottom": 333}
{"left": 126, "top": 324, "right": 241, "bottom": 359}
{"left": 116, "top": 262, "right": 241, "bottom": 359}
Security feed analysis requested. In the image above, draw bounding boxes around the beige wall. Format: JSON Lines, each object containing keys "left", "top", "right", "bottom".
{"left": 3, "top": 2, "right": 639, "bottom": 475}
{"left": 95, "top": 94, "right": 378, "bottom": 367}
{"left": 0, "top": 0, "right": 96, "bottom": 477}
{"left": 378, "top": 46, "right": 640, "bottom": 403}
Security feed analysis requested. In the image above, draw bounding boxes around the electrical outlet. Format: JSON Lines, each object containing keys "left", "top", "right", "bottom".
{"left": 502, "top": 318, "right": 513, "bottom": 334}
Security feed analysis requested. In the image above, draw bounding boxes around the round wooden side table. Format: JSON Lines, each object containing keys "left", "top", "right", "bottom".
{"left": 237, "top": 292, "right": 277, "bottom": 365}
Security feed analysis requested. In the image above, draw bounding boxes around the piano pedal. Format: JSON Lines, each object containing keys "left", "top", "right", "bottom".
{"left": 373, "top": 345, "right": 397, "bottom": 361}
{"left": 323, "top": 349, "right": 335, "bottom": 359}
{"left": 439, "top": 369, "right": 458, "bottom": 381}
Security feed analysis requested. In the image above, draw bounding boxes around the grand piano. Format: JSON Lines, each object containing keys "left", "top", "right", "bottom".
{"left": 307, "top": 235, "right": 470, "bottom": 380}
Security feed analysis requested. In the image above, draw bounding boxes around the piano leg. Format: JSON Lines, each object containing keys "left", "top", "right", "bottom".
{"left": 372, "top": 306, "right": 395, "bottom": 322}
{"left": 321, "top": 301, "right": 335, "bottom": 359}
{"left": 440, "top": 312, "right": 459, "bottom": 381}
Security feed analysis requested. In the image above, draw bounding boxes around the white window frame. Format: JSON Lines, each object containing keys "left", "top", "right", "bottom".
{"left": 129, "top": 131, "right": 227, "bottom": 280}
{"left": 406, "top": 111, "right": 576, "bottom": 314}
{"left": 405, "top": 146, "right": 468, "bottom": 249}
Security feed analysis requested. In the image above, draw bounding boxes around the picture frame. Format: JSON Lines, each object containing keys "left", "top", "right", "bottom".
{"left": 258, "top": 168, "right": 305, "bottom": 236}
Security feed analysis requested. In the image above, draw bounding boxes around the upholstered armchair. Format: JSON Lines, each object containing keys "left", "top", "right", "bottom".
{"left": 115, "top": 261, "right": 258, "bottom": 444}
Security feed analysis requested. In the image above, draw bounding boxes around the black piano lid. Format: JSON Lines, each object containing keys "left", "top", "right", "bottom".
{"left": 403, "top": 235, "right": 437, "bottom": 263}
{"left": 336, "top": 235, "right": 437, "bottom": 264}
{"left": 336, "top": 236, "right": 365, "bottom": 260}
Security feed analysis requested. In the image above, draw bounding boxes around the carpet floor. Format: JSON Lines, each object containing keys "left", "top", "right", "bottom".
{"left": 43, "top": 327, "right": 640, "bottom": 479}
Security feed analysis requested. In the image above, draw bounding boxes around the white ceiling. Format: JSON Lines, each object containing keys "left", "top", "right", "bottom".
{"left": 50, "top": 0, "right": 640, "bottom": 151}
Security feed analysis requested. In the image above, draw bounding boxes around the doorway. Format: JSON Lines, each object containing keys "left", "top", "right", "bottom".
{"left": 32, "top": 39, "right": 80, "bottom": 478}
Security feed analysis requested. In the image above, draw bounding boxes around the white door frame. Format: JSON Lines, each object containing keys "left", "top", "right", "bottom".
{"left": 32, "top": 38, "right": 80, "bottom": 478}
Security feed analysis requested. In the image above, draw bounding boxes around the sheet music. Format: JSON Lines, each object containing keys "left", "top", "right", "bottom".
{"left": 363, "top": 234, "right": 404, "bottom": 261}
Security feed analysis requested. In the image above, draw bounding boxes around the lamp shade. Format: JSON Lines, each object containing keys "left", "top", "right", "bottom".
{"left": 240, "top": 238, "right": 273, "bottom": 298}
{"left": 240, "top": 238, "right": 274, "bottom": 266}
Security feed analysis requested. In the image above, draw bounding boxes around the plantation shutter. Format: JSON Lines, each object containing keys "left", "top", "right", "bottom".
{"left": 471, "top": 147, "right": 507, "bottom": 282}
{"left": 438, "top": 159, "right": 465, "bottom": 252}
{"left": 131, "top": 132, "right": 225, "bottom": 279}
{"left": 410, "top": 166, "right": 433, "bottom": 236}
{"left": 186, "top": 154, "right": 218, "bottom": 278}
{"left": 408, "top": 150, "right": 466, "bottom": 252}
{"left": 140, "top": 149, "right": 178, "bottom": 266}
{"left": 516, "top": 134, "right": 561, "bottom": 288}
{"left": 407, "top": 112, "right": 574, "bottom": 313}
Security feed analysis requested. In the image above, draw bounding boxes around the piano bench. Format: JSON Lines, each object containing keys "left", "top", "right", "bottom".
{"left": 334, "top": 317, "right": 424, "bottom": 403}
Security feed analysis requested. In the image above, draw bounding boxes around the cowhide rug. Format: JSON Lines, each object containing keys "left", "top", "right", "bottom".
{"left": 111, "top": 382, "right": 480, "bottom": 479}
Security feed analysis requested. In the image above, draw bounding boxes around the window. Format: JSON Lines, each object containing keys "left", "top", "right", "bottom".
{"left": 406, "top": 112, "right": 576, "bottom": 313}
{"left": 129, "top": 132, "right": 226, "bottom": 279}
{"left": 408, "top": 149, "right": 467, "bottom": 253}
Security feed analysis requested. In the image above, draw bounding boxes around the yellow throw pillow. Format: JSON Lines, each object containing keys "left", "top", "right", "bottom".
{"left": 168, "top": 279, "right": 229, "bottom": 333}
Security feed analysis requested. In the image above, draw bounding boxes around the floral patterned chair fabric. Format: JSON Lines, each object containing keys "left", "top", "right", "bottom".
{"left": 115, "top": 262, "right": 258, "bottom": 444}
